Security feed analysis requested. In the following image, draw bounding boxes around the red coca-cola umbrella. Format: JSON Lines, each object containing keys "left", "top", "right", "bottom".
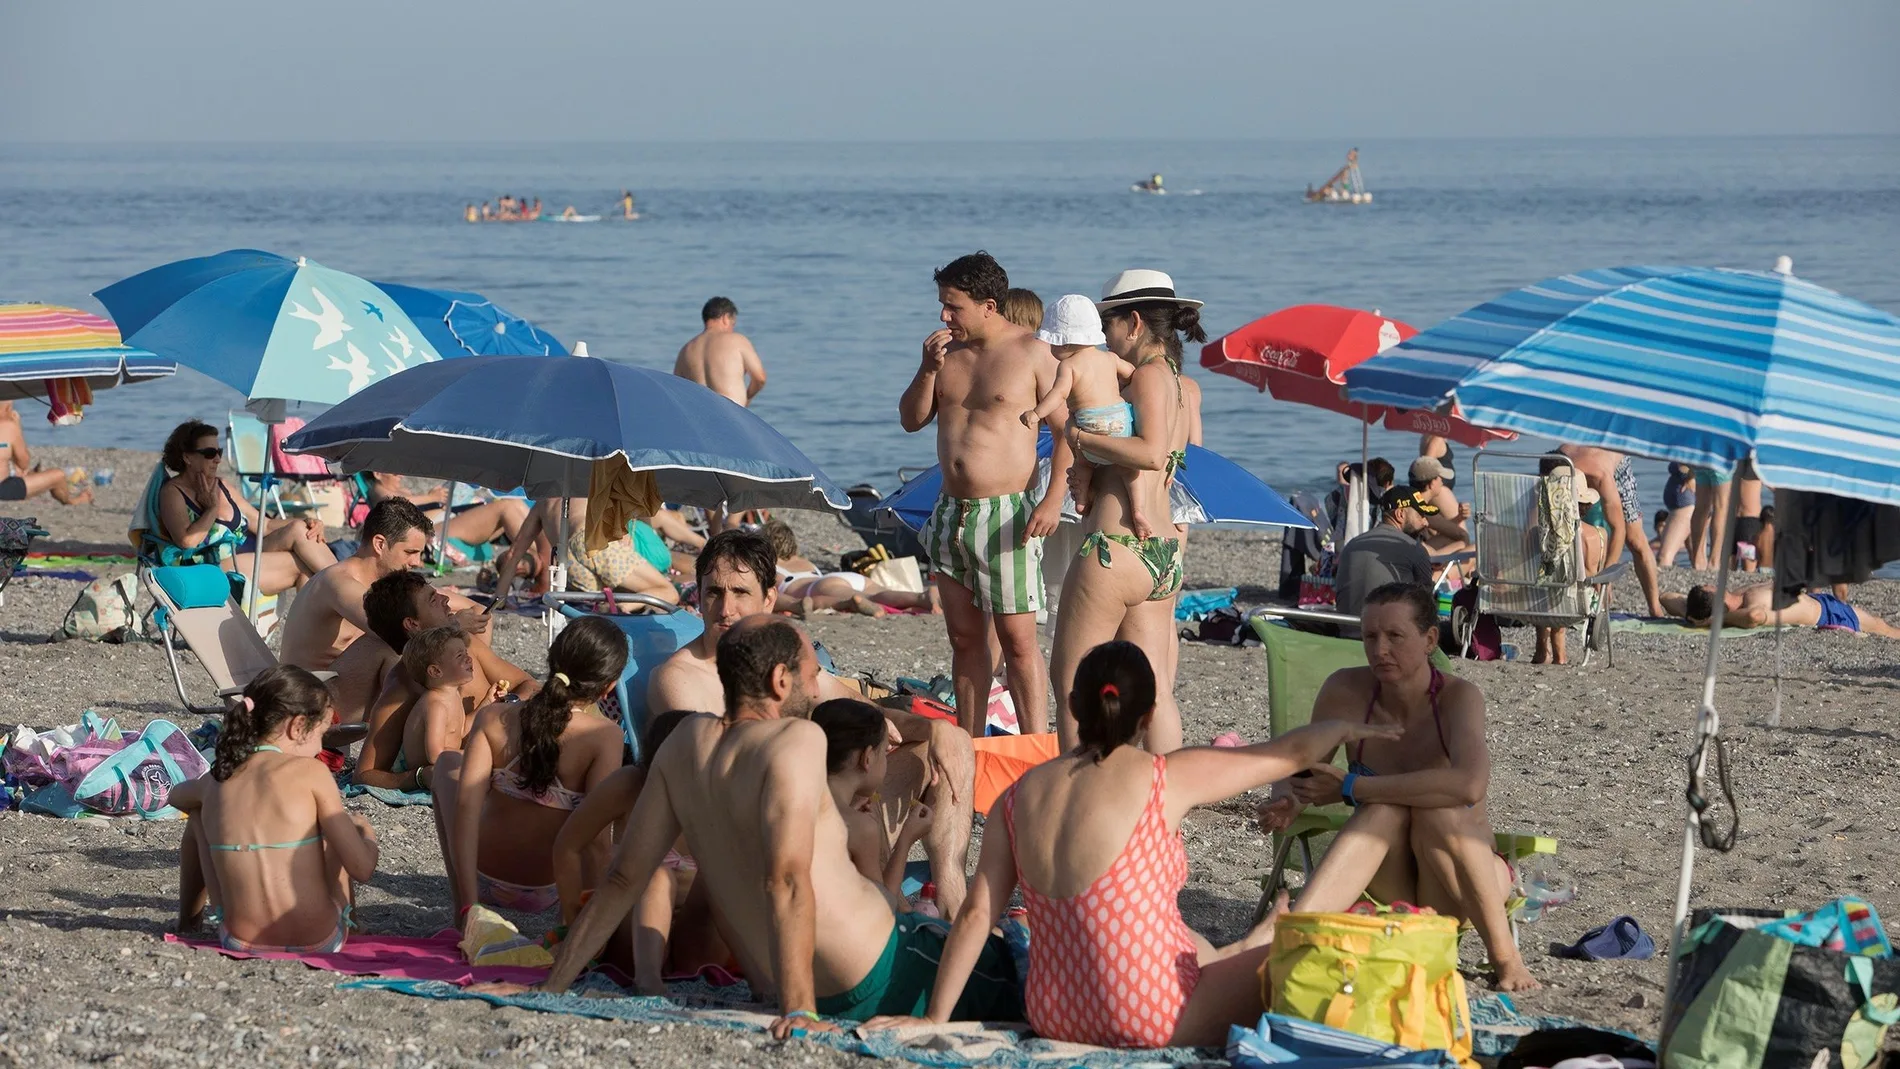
{"left": 1202, "top": 304, "right": 1512, "bottom": 447}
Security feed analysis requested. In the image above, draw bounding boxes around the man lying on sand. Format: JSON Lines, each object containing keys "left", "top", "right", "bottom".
{"left": 350, "top": 571, "right": 536, "bottom": 790}
{"left": 280, "top": 500, "right": 491, "bottom": 673}
{"left": 647, "top": 530, "right": 976, "bottom": 917}
{"left": 1665, "top": 582, "right": 1900, "bottom": 638}
{"left": 519, "top": 615, "right": 1022, "bottom": 1039}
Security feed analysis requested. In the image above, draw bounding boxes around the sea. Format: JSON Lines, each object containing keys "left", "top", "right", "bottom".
{"left": 3, "top": 136, "right": 1897, "bottom": 506}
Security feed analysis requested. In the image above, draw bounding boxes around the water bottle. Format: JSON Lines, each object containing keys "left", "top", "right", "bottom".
{"left": 93, "top": 468, "right": 115, "bottom": 487}
{"left": 1512, "top": 869, "right": 1577, "bottom": 924}
{"left": 913, "top": 882, "right": 942, "bottom": 919}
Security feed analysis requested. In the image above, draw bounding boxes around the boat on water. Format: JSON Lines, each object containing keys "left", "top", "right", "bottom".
{"left": 1304, "top": 148, "right": 1372, "bottom": 204}
{"left": 1132, "top": 173, "right": 1167, "bottom": 194}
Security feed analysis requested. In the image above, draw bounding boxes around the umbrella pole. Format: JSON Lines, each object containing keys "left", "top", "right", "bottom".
{"left": 246, "top": 436, "right": 272, "bottom": 624}
{"left": 1659, "top": 461, "right": 1743, "bottom": 1045}
{"left": 1359, "top": 414, "right": 1370, "bottom": 531}
{"left": 436, "top": 482, "right": 456, "bottom": 576}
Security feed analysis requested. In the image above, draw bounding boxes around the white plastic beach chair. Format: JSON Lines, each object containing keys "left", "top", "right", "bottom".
{"left": 1462, "top": 452, "right": 1630, "bottom": 667}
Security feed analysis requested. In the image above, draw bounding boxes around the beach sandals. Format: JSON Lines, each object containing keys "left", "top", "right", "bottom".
{"left": 1551, "top": 915, "right": 1655, "bottom": 961}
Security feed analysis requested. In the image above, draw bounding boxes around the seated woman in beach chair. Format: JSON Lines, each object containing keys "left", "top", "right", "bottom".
{"left": 441, "top": 616, "right": 627, "bottom": 925}
{"left": 1257, "top": 582, "right": 1539, "bottom": 991}
{"left": 148, "top": 420, "right": 337, "bottom": 598}
{"left": 492, "top": 497, "right": 679, "bottom": 607}
{"left": 172, "top": 666, "right": 379, "bottom": 953}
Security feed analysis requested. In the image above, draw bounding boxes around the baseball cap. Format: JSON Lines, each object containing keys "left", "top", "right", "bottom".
{"left": 1408, "top": 456, "right": 1447, "bottom": 484}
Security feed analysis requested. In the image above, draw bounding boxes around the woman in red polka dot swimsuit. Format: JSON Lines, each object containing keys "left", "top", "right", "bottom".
{"left": 866, "top": 640, "right": 1399, "bottom": 1048}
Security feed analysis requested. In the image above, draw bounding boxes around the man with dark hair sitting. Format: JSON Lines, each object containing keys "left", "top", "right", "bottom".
{"left": 1335, "top": 487, "right": 1434, "bottom": 633}
{"left": 648, "top": 529, "right": 977, "bottom": 919}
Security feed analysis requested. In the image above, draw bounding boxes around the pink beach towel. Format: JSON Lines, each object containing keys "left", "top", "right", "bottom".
{"left": 269, "top": 418, "right": 333, "bottom": 477}
{"left": 166, "top": 929, "right": 549, "bottom": 987}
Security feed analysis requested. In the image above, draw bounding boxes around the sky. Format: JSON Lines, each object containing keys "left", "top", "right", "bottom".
{"left": 5, "top": 0, "right": 1898, "bottom": 142}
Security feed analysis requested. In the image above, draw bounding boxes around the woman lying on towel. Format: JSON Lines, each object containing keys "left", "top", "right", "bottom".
{"left": 867, "top": 641, "right": 1396, "bottom": 1048}
{"left": 546, "top": 710, "right": 732, "bottom": 986}
{"left": 445, "top": 616, "right": 627, "bottom": 924}
{"left": 173, "top": 666, "right": 380, "bottom": 953}
{"left": 763, "top": 519, "right": 938, "bottom": 618}
{"left": 1257, "top": 581, "right": 1539, "bottom": 991}
{"left": 154, "top": 420, "right": 337, "bottom": 597}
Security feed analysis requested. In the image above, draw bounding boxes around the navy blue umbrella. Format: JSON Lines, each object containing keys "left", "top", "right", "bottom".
{"left": 282, "top": 354, "right": 848, "bottom": 512}
{"left": 373, "top": 282, "right": 566, "bottom": 357}
{"left": 878, "top": 431, "right": 1312, "bottom": 532}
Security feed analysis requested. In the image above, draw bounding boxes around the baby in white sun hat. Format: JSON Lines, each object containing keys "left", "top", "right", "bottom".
{"left": 1022, "top": 294, "right": 1155, "bottom": 536}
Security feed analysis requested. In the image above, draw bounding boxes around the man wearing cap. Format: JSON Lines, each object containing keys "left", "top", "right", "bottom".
{"left": 1335, "top": 487, "right": 1435, "bottom": 634}
{"left": 1407, "top": 456, "right": 1470, "bottom": 553}
{"left": 899, "top": 251, "right": 1070, "bottom": 736}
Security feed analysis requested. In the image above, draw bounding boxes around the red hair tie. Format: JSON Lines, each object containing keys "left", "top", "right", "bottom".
{"left": 1100, "top": 684, "right": 1120, "bottom": 699}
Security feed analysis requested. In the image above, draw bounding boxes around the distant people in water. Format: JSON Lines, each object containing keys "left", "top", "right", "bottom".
{"left": 1136, "top": 173, "right": 1165, "bottom": 193}
{"left": 621, "top": 190, "right": 639, "bottom": 220}
{"left": 467, "top": 195, "right": 545, "bottom": 223}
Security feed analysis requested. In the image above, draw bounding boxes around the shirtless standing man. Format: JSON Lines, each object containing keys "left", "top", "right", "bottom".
{"left": 532, "top": 616, "right": 1020, "bottom": 1038}
{"left": 279, "top": 499, "right": 489, "bottom": 671}
{"left": 675, "top": 296, "right": 767, "bottom": 534}
{"left": 0, "top": 401, "right": 91, "bottom": 506}
{"left": 1562, "top": 445, "right": 1667, "bottom": 618}
{"left": 648, "top": 530, "right": 975, "bottom": 917}
{"left": 899, "top": 252, "right": 1069, "bottom": 737}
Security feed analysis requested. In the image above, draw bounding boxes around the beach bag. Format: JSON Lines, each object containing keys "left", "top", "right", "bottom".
{"left": 1266, "top": 909, "right": 1475, "bottom": 1068}
{"left": 1447, "top": 584, "right": 1501, "bottom": 661}
{"left": 1229, "top": 1011, "right": 1461, "bottom": 1069}
{"left": 55, "top": 572, "right": 144, "bottom": 643}
{"left": 65, "top": 719, "right": 207, "bottom": 816}
{"left": 1663, "top": 905, "right": 1900, "bottom": 1069}
{"left": 863, "top": 554, "right": 924, "bottom": 594}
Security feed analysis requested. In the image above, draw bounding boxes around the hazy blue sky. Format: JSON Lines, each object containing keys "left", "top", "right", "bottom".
{"left": 6, "top": 0, "right": 1897, "bottom": 141}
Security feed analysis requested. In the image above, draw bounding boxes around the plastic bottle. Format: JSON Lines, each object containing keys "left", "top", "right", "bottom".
{"left": 913, "top": 882, "right": 942, "bottom": 919}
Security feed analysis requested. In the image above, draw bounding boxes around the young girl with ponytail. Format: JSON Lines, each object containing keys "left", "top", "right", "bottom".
{"left": 450, "top": 615, "right": 627, "bottom": 922}
{"left": 173, "top": 665, "right": 380, "bottom": 953}
{"left": 866, "top": 640, "right": 1401, "bottom": 1048}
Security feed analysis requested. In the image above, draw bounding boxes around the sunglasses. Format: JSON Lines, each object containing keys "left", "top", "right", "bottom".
{"left": 193, "top": 447, "right": 224, "bottom": 460}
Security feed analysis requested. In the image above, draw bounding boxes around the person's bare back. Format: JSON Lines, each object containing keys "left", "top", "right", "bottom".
{"left": 675, "top": 301, "right": 765, "bottom": 407}
{"left": 653, "top": 713, "right": 895, "bottom": 996}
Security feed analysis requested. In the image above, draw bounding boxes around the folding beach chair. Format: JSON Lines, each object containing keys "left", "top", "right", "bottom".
{"left": 0, "top": 516, "right": 48, "bottom": 609}
{"left": 143, "top": 564, "right": 316, "bottom": 713}
{"left": 1248, "top": 619, "right": 1556, "bottom": 942}
{"left": 1460, "top": 452, "right": 1632, "bottom": 668}
{"left": 553, "top": 596, "right": 703, "bottom": 764}
{"left": 227, "top": 410, "right": 334, "bottom": 520}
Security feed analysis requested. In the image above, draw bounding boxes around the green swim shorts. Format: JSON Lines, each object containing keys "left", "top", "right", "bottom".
{"left": 920, "top": 492, "right": 1044, "bottom": 616}
{"left": 814, "top": 913, "right": 1023, "bottom": 1023}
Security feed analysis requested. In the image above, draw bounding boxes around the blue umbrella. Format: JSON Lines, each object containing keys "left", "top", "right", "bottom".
{"left": 1342, "top": 264, "right": 1900, "bottom": 506}
{"left": 95, "top": 248, "right": 449, "bottom": 405}
{"left": 878, "top": 431, "right": 1312, "bottom": 532}
{"left": 372, "top": 282, "right": 566, "bottom": 357}
{"left": 282, "top": 354, "right": 848, "bottom": 512}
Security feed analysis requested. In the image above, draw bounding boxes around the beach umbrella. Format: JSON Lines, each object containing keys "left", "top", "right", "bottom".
{"left": 281, "top": 353, "right": 849, "bottom": 512}
{"left": 1340, "top": 260, "right": 1900, "bottom": 1040}
{"left": 1202, "top": 304, "right": 1513, "bottom": 449}
{"left": 0, "top": 303, "right": 174, "bottom": 410}
{"left": 96, "top": 248, "right": 456, "bottom": 618}
{"left": 96, "top": 248, "right": 451, "bottom": 406}
{"left": 372, "top": 282, "right": 567, "bottom": 357}
{"left": 876, "top": 431, "right": 1314, "bottom": 534}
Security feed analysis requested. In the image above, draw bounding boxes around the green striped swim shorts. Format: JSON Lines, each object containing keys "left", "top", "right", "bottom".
{"left": 920, "top": 492, "right": 1044, "bottom": 616}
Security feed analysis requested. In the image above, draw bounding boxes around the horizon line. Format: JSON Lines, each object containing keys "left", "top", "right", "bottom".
{"left": 4, "top": 131, "right": 1898, "bottom": 148}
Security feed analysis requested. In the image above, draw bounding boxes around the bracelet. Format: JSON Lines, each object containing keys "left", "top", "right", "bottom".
{"left": 784, "top": 1010, "right": 821, "bottom": 1022}
{"left": 1341, "top": 772, "right": 1360, "bottom": 808}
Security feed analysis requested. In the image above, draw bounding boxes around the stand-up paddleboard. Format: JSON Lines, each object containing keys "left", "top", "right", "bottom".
{"left": 1129, "top": 185, "right": 1202, "bottom": 196}
{"left": 547, "top": 214, "right": 602, "bottom": 223}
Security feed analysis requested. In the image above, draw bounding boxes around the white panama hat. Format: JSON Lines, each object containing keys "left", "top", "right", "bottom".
{"left": 1096, "top": 268, "right": 1204, "bottom": 312}
{"left": 1036, "top": 294, "right": 1107, "bottom": 347}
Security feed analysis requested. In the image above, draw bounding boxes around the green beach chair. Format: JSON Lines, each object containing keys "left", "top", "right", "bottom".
{"left": 1249, "top": 617, "right": 1556, "bottom": 937}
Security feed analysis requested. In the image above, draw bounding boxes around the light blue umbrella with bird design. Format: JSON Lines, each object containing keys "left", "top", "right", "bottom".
{"left": 96, "top": 248, "right": 454, "bottom": 617}
{"left": 96, "top": 248, "right": 453, "bottom": 406}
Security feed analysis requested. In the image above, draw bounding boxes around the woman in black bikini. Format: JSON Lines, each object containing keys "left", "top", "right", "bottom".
{"left": 1255, "top": 582, "right": 1537, "bottom": 991}
{"left": 155, "top": 420, "right": 336, "bottom": 598}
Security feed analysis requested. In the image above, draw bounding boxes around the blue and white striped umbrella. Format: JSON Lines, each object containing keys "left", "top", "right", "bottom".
{"left": 1342, "top": 265, "right": 1900, "bottom": 505}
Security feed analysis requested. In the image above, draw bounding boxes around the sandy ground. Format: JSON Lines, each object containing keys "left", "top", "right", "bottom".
{"left": 5, "top": 446, "right": 1900, "bottom": 1067}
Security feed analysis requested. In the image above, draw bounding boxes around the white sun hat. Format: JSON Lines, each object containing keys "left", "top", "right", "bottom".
{"left": 1037, "top": 294, "right": 1106, "bottom": 346}
{"left": 1096, "top": 268, "right": 1204, "bottom": 312}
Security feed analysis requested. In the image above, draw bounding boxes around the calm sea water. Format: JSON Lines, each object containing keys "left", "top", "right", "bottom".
{"left": 3, "top": 137, "right": 1897, "bottom": 502}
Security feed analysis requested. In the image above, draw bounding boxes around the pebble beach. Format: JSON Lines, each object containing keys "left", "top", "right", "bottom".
{"left": 5, "top": 445, "right": 1900, "bottom": 1067}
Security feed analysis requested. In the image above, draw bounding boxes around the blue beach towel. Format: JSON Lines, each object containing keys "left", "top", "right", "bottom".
{"left": 1174, "top": 587, "right": 1238, "bottom": 621}
{"left": 343, "top": 975, "right": 1213, "bottom": 1068}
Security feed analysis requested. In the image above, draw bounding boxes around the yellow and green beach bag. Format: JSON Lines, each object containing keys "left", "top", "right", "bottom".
{"left": 1265, "top": 909, "right": 1476, "bottom": 1068}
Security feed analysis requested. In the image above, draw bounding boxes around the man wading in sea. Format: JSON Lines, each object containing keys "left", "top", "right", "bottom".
{"left": 899, "top": 252, "right": 1070, "bottom": 736}
{"left": 675, "top": 296, "right": 768, "bottom": 533}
